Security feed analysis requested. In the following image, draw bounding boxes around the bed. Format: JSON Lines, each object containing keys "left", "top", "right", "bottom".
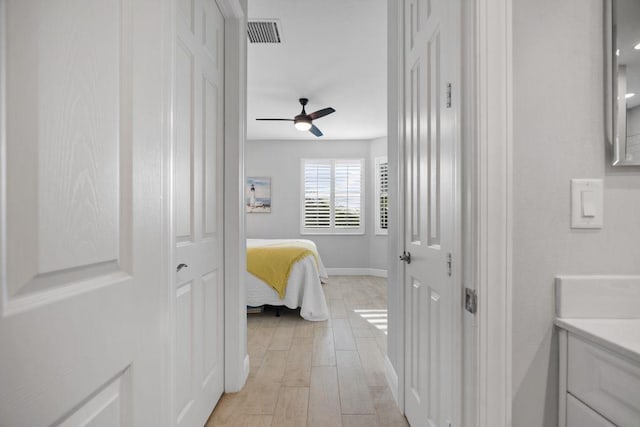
{"left": 246, "top": 238, "right": 329, "bottom": 321}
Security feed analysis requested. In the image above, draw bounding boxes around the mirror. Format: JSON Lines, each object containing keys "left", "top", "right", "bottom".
{"left": 608, "top": 0, "right": 640, "bottom": 165}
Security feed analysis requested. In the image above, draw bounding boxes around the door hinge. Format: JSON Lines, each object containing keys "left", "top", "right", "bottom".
{"left": 465, "top": 288, "right": 478, "bottom": 314}
{"left": 446, "top": 83, "right": 452, "bottom": 108}
{"left": 446, "top": 253, "right": 452, "bottom": 276}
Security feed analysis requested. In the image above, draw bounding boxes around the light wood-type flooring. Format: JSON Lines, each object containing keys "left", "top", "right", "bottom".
{"left": 206, "top": 275, "right": 409, "bottom": 426}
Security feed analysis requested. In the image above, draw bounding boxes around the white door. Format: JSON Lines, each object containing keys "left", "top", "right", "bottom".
{"left": 0, "top": 0, "right": 170, "bottom": 426}
{"left": 173, "top": 0, "right": 225, "bottom": 425}
{"left": 403, "top": 0, "right": 460, "bottom": 426}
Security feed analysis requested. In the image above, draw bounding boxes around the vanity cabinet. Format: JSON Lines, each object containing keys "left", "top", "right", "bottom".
{"left": 566, "top": 394, "right": 615, "bottom": 427}
{"left": 559, "top": 330, "right": 640, "bottom": 427}
{"left": 555, "top": 275, "right": 640, "bottom": 427}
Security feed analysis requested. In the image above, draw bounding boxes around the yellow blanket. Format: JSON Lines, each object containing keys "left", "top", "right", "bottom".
{"left": 264, "top": 240, "right": 320, "bottom": 257}
{"left": 247, "top": 246, "right": 316, "bottom": 299}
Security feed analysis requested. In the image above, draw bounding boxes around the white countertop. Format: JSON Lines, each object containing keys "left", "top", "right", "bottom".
{"left": 555, "top": 318, "right": 640, "bottom": 364}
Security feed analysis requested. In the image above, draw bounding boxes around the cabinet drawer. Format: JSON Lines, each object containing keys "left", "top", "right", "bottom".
{"left": 568, "top": 335, "right": 640, "bottom": 426}
{"left": 567, "top": 394, "right": 615, "bottom": 427}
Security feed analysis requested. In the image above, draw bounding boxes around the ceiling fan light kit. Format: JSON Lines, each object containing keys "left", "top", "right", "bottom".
{"left": 294, "top": 119, "right": 312, "bottom": 131}
{"left": 256, "top": 98, "right": 335, "bottom": 137}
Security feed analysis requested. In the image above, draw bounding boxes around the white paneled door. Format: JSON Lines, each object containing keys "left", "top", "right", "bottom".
{"left": 403, "top": 0, "right": 461, "bottom": 426}
{"left": 0, "top": 0, "right": 170, "bottom": 426}
{"left": 174, "top": 0, "right": 225, "bottom": 426}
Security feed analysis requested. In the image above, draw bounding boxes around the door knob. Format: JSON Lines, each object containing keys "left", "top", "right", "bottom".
{"left": 399, "top": 251, "right": 411, "bottom": 264}
{"left": 176, "top": 263, "right": 188, "bottom": 272}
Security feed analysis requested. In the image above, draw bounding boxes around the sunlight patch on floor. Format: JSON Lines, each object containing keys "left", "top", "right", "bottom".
{"left": 353, "top": 309, "right": 388, "bottom": 335}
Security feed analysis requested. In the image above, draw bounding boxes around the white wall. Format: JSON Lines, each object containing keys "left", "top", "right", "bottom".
{"left": 512, "top": 1, "right": 640, "bottom": 426}
{"left": 245, "top": 138, "right": 388, "bottom": 270}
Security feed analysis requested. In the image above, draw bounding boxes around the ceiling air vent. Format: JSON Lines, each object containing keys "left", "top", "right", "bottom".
{"left": 248, "top": 20, "right": 281, "bottom": 44}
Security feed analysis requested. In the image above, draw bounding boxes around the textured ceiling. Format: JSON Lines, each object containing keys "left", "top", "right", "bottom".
{"left": 246, "top": 0, "right": 387, "bottom": 140}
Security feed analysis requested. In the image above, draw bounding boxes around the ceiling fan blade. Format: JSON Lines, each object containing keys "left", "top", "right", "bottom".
{"left": 255, "top": 118, "right": 294, "bottom": 121}
{"left": 308, "top": 107, "right": 335, "bottom": 121}
{"left": 309, "top": 124, "right": 323, "bottom": 137}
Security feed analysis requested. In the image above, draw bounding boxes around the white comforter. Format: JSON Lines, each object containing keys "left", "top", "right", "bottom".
{"left": 246, "top": 239, "right": 329, "bottom": 321}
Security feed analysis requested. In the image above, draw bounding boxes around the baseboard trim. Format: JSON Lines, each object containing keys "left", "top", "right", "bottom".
{"left": 326, "top": 268, "right": 388, "bottom": 278}
{"left": 384, "top": 354, "right": 399, "bottom": 404}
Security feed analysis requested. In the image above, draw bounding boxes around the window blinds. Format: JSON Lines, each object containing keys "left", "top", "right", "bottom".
{"left": 378, "top": 160, "right": 389, "bottom": 230}
{"left": 334, "top": 160, "right": 362, "bottom": 229}
{"left": 303, "top": 160, "right": 332, "bottom": 229}
{"left": 302, "top": 159, "right": 363, "bottom": 233}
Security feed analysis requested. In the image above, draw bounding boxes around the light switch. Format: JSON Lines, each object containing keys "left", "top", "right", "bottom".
{"left": 571, "top": 179, "right": 603, "bottom": 229}
{"left": 581, "top": 190, "right": 596, "bottom": 217}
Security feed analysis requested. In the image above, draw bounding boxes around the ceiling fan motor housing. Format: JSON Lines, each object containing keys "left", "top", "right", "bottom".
{"left": 294, "top": 114, "right": 312, "bottom": 131}
{"left": 295, "top": 98, "right": 311, "bottom": 130}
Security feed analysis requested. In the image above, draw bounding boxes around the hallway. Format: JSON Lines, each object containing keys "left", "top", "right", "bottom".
{"left": 207, "top": 276, "right": 408, "bottom": 426}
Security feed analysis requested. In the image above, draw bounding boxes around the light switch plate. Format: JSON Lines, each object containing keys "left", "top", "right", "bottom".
{"left": 571, "top": 179, "right": 603, "bottom": 229}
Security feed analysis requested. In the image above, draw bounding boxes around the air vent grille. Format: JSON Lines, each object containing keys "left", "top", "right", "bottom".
{"left": 248, "top": 20, "right": 281, "bottom": 43}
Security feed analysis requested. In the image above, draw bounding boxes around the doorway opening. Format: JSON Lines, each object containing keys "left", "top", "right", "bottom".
{"left": 209, "top": 0, "right": 399, "bottom": 425}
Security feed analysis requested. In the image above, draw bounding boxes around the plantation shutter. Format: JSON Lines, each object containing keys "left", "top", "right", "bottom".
{"left": 302, "top": 159, "right": 364, "bottom": 234}
{"left": 379, "top": 160, "right": 388, "bottom": 231}
{"left": 374, "top": 157, "right": 388, "bottom": 235}
{"left": 303, "top": 160, "right": 332, "bottom": 229}
{"left": 334, "top": 160, "right": 362, "bottom": 229}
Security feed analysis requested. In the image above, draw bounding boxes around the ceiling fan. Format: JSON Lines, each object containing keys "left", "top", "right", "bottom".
{"left": 256, "top": 98, "right": 336, "bottom": 137}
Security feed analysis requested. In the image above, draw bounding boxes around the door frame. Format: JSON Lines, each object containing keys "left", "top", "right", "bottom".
{"left": 217, "top": 0, "right": 250, "bottom": 393}
{"left": 166, "top": 1, "right": 248, "bottom": 419}
{"left": 471, "top": 0, "right": 513, "bottom": 425}
{"left": 387, "top": 1, "right": 513, "bottom": 426}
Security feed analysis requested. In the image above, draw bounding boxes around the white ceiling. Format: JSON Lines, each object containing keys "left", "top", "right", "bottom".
{"left": 246, "top": 0, "right": 387, "bottom": 141}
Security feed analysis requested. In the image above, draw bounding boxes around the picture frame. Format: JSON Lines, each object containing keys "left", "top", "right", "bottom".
{"left": 246, "top": 177, "right": 271, "bottom": 213}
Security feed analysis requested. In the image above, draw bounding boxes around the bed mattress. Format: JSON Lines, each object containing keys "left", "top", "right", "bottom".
{"left": 246, "top": 239, "right": 329, "bottom": 321}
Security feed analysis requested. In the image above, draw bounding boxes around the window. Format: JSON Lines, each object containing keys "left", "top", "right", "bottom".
{"left": 375, "top": 157, "right": 389, "bottom": 235}
{"left": 302, "top": 159, "right": 364, "bottom": 234}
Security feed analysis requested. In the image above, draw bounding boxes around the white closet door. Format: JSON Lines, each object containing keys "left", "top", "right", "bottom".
{"left": 173, "top": 0, "right": 225, "bottom": 425}
{"left": 403, "top": 0, "right": 461, "bottom": 426}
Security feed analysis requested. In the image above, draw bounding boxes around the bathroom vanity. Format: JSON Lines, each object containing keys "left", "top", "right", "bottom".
{"left": 555, "top": 276, "right": 640, "bottom": 427}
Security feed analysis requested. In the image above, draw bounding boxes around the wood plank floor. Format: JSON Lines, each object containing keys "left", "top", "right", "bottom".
{"left": 206, "top": 276, "right": 408, "bottom": 427}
